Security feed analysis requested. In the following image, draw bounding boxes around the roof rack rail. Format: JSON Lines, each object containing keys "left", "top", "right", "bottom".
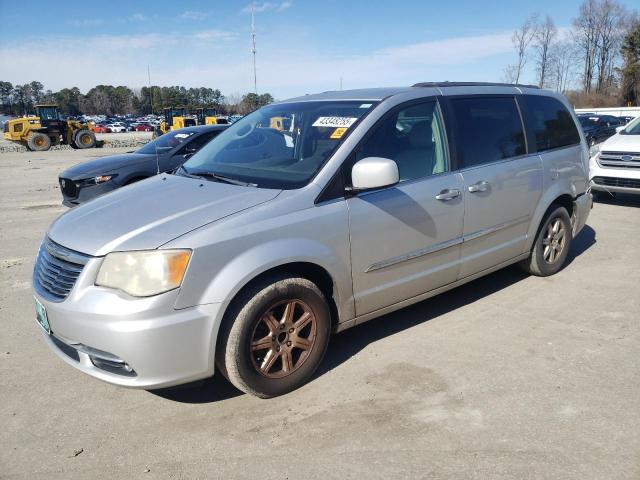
{"left": 412, "top": 81, "right": 540, "bottom": 89}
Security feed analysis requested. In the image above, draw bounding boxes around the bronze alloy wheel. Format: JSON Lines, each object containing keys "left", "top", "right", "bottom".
{"left": 250, "top": 299, "right": 317, "bottom": 378}
{"left": 35, "top": 136, "right": 45, "bottom": 147}
{"left": 542, "top": 217, "right": 567, "bottom": 264}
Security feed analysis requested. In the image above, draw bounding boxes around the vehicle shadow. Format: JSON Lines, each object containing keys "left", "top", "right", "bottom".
{"left": 151, "top": 226, "right": 596, "bottom": 404}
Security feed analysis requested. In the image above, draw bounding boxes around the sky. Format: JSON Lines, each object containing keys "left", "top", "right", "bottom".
{"left": 0, "top": 0, "right": 631, "bottom": 100}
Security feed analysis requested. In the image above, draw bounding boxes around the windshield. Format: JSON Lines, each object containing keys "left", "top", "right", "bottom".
{"left": 137, "top": 130, "right": 196, "bottom": 154}
{"left": 578, "top": 116, "right": 598, "bottom": 128}
{"left": 182, "top": 100, "right": 378, "bottom": 189}
{"left": 621, "top": 116, "right": 640, "bottom": 135}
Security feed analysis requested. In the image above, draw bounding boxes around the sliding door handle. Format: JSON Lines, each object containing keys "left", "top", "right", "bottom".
{"left": 435, "top": 188, "right": 461, "bottom": 201}
{"left": 468, "top": 181, "right": 490, "bottom": 193}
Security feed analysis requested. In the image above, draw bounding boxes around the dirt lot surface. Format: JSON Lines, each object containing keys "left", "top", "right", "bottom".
{"left": 0, "top": 148, "right": 639, "bottom": 479}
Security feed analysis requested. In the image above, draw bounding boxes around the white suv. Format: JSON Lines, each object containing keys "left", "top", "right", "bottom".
{"left": 590, "top": 116, "right": 640, "bottom": 197}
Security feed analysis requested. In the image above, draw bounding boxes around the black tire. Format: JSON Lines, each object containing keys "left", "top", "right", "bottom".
{"left": 49, "top": 135, "right": 61, "bottom": 146}
{"left": 216, "top": 273, "right": 331, "bottom": 398}
{"left": 519, "top": 205, "right": 572, "bottom": 276}
{"left": 27, "top": 132, "right": 51, "bottom": 151}
{"left": 74, "top": 129, "right": 96, "bottom": 149}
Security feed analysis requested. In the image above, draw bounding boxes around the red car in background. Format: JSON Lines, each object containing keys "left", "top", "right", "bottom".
{"left": 135, "top": 123, "right": 154, "bottom": 132}
{"left": 94, "top": 125, "right": 111, "bottom": 133}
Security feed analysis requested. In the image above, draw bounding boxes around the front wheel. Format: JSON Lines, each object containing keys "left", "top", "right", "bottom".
{"left": 519, "top": 205, "right": 572, "bottom": 276}
{"left": 217, "top": 274, "right": 331, "bottom": 398}
{"left": 74, "top": 129, "right": 96, "bottom": 149}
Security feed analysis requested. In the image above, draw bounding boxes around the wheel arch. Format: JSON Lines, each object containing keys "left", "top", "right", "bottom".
{"left": 525, "top": 186, "right": 577, "bottom": 252}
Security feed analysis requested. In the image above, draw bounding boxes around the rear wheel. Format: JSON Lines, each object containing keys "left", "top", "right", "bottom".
{"left": 74, "top": 129, "right": 96, "bottom": 149}
{"left": 27, "top": 132, "right": 51, "bottom": 151}
{"left": 217, "top": 274, "right": 331, "bottom": 398}
{"left": 49, "top": 135, "right": 60, "bottom": 146}
{"left": 519, "top": 205, "right": 572, "bottom": 276}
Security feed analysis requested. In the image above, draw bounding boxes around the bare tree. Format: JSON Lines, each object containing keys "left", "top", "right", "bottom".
{"left": 594, "top": 0, "right": 626, "bottom": 93}
{"left": 573, "top": 0, "right": 600, "bottom": 92}
{"left": 508, "top": 14, "right": 539, "bottom": 83}
{"left": 534, "top": 15, "right": 558, "bottom": 88}
{"left": 550, "top": 40, "right": 578, "bottom": 93}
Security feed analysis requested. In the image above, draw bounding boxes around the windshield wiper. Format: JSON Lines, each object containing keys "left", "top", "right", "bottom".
{"left": 177, "top": 166, "right": 256, "bottom": 187}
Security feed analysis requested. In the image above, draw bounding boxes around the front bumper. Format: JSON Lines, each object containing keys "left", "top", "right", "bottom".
{"left": 589, "top": 160, "right": 640, "bottom": 195}
{"left": 33, "top": 256, "right": 222, "bottom": 389}
{"left": 61, "top": 180, "right": 120, "bottom": 207}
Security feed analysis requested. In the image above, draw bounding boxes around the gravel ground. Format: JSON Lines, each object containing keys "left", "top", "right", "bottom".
{"left": 0, "top": 148, "right": 639, "bottom": 479}
{"left": 0, "top": 131, "right": 152, "bottom": 153}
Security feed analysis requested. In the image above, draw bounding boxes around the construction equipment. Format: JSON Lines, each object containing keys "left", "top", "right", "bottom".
{"left": 3, "top": 105, "right": 96, "bottom": 151}
{"left": 154, "top": 107, "right": 196, "bottom": 138}
{"left": 196, "top": 108, "right": 229, "bottom": 126}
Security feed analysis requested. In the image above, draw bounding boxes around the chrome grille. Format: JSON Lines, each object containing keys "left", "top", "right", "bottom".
{"left": 598, "top": 151, "right": 640, "bottom": 169}
{"left": 59, "top": 178, "right": 78, "bottom": 198}
{"left": 33, "top": 238, "right": 90, "bottom": 302}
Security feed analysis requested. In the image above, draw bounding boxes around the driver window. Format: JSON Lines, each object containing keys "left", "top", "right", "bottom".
{"left": 355, "top": 101, "right": 448, "bottom": 182}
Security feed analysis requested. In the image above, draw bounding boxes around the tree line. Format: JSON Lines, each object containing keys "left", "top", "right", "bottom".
{"left": 0, "top": 81, "right": 274, "bottom": 117}
{"left": 504, "top": 0, "right": 640, "bottom": 107}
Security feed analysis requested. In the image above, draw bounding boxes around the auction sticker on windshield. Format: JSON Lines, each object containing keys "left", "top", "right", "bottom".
{"left": 312, "top": 117, "right": 358, "bottom": 128}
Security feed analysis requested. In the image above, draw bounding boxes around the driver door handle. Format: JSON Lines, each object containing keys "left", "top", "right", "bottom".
{"left": 468, "top": 181, "right": 490, "bottom": 193}
{"left": 435, "top": 188, "right": 461, "bottom": 201}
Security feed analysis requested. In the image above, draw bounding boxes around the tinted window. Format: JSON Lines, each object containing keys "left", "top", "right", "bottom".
{"left": 524, "top": 96, "right": 581, "bottom": 152}
{"left": 354, "top": 101, "right": 449, "bottom": 182}
{"left": 180, "top": 130, "right": 221, "bottom": 153}
{"left": 452, "top": 97, "right": 526, "bottom": 167}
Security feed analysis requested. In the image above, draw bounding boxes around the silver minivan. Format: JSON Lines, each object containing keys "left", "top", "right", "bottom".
{"left": 33, "top": 83, "right": 592, "bottom": 398}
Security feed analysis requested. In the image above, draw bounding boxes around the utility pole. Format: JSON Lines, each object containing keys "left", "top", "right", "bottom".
{"left": 251, "top": 2, "right": 257, "bottom": 95}
{"left": 147, "top": 65, "right": 153, "bottom": 115}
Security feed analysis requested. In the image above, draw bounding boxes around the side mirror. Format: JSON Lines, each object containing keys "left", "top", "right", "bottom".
{"left": 351, "top": 157, "right": 399, "bottom": 191}
{"left": 616, "top": 126, "right": 625, "bottom": 133}
{"left": 182, "top": 152, "right": 195, "bottom": 160}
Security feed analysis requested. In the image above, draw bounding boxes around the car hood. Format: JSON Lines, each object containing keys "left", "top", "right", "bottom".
{"left": 581, "top": 125, "right": 598, "bottom": 134}
{"left": 600, "top": 133, "right": 640, "bottom": 151}
{"left": 60, "top": 153, "right": 157, "bottom": 179}
{"left": 48, "top": 174, "right": 281, "bottom": 256}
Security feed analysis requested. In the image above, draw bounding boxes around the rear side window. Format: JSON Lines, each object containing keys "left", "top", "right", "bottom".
{"left": 452, "top": 97, "right": 526, "bottom": 168}
{"left": 524, "top": 95, "right": 580, "bottom": 152}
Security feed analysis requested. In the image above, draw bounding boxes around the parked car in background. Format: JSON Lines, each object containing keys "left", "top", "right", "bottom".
{"left": 578, "top": 114, "right": 623, "bottom": 146}
{"left": 94, "top": 125, "right": 111, "bottom": 133}
{"left": 590, "top": 115, "right": 640, "bottom": 198}
{"left": 58, "top": 125, "right": 228, "bottom": 206}
{"left": 135, "top": 123, "right": 154, "bottom": 132}
{"left": 35, "top": 83, "right": 591, "bottom": 398}
{"left": 619, "top": 116, "right": 637, "bottom": 125}
{"left": 106, "top": 122, "right": 127, "bottom": 133}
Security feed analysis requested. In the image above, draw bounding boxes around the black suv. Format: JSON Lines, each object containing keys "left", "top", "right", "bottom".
{"left": 577, "top": 114, "right": 623, "bottom": 146}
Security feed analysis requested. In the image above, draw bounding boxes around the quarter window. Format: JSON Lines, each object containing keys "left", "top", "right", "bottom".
{"left": 524, "top": 95, "right": 581, "bottom": 152}
{"left": 452, "top": 97, "right": 526, "bottom": 167}
{"left": 354, "top": 101, "right": 449, "bottom": 182}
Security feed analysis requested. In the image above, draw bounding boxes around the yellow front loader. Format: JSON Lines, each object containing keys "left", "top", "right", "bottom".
{"left": 154, "top": 107, "right": 197, "bottom": 138}
{"left": 3, "top": 105, "right": 96, "bottom": 151}
{"left": 196, "top": 108, "right": 229, "bottom": 126}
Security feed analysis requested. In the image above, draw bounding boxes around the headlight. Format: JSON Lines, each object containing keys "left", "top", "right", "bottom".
{"left": 94, "top": 175, "right": 113, "bottom": 184}
{"left": 96, "top": 249, "right": 191, "bottom": 297}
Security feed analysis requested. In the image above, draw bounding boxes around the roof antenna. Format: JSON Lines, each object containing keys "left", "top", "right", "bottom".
{"left": 251, "top": 2, "right": 258, "bottom": 95}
